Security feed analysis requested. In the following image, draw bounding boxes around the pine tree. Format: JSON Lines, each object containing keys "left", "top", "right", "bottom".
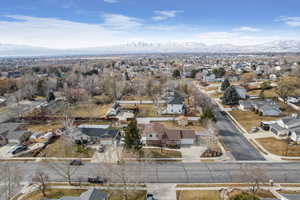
{"left": 221, "top": 79, "right": 231, "bottom": 91}
{"left": 222, "top": 86, "right": 240, "bottom": 105}
{"left": 124, "top": 120, "right": 142, "bottom": 152}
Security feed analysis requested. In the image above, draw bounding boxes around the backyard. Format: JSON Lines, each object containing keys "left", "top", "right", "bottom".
{"left": 256, "top": 137, "right": 300, "bottom": 156}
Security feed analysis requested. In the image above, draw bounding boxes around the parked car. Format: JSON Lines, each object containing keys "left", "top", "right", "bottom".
{"left": 70, "top": 159, "right": 83, "bottom": 166}
{"left": 12, "top": 145, "right": 28, "bottom": 155}
{"left": 88, "top": 176, "right": 107, "bottom": 184}
{"left": 147, "top": 193, "right": 155, "bottom": 200}
{"left": 98, "top": 144, "right": 105, "bottom": 153}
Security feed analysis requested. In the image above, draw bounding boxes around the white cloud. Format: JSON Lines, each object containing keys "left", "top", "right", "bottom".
{"left": 233, "top": 26, "right": 261, "bottom": 32}
{"left": 103, "top": 0, "right": 119, "bottom": 3}
{"left": 196, "top": 31, "right": 283, "bottom": 45}
{"left": 277, "top": 16, "right": 300, "bottom": 27}
{"left": 102, "top": 13, "right": 143, "bottom": 30}
{"left": 152, "top": 10, "right": 183, "bottom": 21}
{"left": 0, "top": 15, "right": 123, "bottom": 49}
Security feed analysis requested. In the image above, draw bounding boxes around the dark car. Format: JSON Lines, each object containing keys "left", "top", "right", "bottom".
{"left": 147, "top": 193, "right": 155, "bottom": 200}
{"left": 70, "top": 160, "right": 83, "bottom": 166}
{"left": 88, "top": 176, "right": 107, "bottom": 184}
{"left": 12, "top": 145, "right": 28, "bottom": 155}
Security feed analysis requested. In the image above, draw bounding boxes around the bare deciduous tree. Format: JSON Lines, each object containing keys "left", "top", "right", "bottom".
{"left": 0, "top": 163, "right": 23, "bottom": 200}
{"left": 32, "top": 170, "right": 49, "bottom": 197}
{"left": 240, "top": 164, "right": 268, "bottom": 196}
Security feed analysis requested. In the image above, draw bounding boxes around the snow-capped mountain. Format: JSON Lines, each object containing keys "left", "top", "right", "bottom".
{"left": 0, "top": 40, "right": 300, "bottom": 57}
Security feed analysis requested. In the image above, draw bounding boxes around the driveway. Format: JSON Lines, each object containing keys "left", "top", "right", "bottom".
{"left": 180, "top": 146, "right": 206, "bottom": 162}
{"left": 91, "top": 146, "right": 122, "bottom": 163}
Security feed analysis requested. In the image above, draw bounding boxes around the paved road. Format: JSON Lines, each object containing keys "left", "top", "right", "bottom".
{"left": 214, "top": 110, "right": 265, "bottom": 161}
{"left": 2, "top": 162, "right": 300, "bottom": 184}
{"left": 193, "top": 82, "right": 265, "bottom": 161}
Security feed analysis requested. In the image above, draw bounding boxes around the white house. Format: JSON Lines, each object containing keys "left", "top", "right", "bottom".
{"left": 290, "top": 129, "right": 300, "bottom": 144}
{"left": 164, "top": 97, "right": 186, "bottom": 114}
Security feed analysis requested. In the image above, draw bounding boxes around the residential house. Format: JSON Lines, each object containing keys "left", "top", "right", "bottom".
{"left": 0, "top": 123, "right": 31, "bottom": 145}
{"left": 267, "top": 116, "right": 300, "bottom": 138}
{"left": 47, "top": 188, "right": 107, "bottom": 200}
{"left": 72, "top": 125, "right": 121, "bottom": 146}
{"left": 143, "top": 123, "right": 195, "bottom": 148}
{"left": 252, "top": 99, "right": 281, "bottom": 116}
{"left": 290, "top": 128, "right": 300, "bottom": 144}
{"left": 163, "top": 96, "right": 186, "bottom": 115}
{"left": 233, "top": 86, "right": 247, "bottom": 99}
{"left": 239, "top": 100, "right": 253, "bottom": 111}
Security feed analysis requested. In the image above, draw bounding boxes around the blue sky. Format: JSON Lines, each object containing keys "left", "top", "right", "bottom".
{"left": 0, "top": 0, "right": 299, "bottom": 48}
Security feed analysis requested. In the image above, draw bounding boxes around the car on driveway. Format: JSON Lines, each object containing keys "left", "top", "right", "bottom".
{"left": 11, "top": 145, "right": 28, "bottom": 155}
{"left": 98, "top": 144, "right": 105, "bottom": 153}
{"left": 88, "top": 176, "right": 107, "bottom": 184}
{"left": 70, "top": 159, "right": 83, "bottom": 166}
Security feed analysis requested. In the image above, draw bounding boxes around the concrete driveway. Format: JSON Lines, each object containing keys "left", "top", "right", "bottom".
{"left": 180, "top": 146, "right": 206, "bottom": 162}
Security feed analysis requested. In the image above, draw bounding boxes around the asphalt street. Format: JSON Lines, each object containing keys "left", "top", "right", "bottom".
{"left": 214, "top": 110, "right": 265, "bottom": 161}
{"left": 2, "top": 162, "right": 300, "bottom": 184}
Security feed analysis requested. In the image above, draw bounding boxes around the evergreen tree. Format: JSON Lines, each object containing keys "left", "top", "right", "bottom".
{"left": 221, "top": 79, "right": 231, "bottom": 91}
{"left": 124, "top": 120, "right": 142, "bottom": 152}
{"left": 47, "top": 91, "right": 56, "bottom": 102}
{"left": 222, "top": 86, "right": 240, "bottom": 105}
{"left": 172, "top": 69, "right": 181, "bottom": 79}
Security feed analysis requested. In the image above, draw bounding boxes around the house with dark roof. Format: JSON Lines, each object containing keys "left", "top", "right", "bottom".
{"left": 0, "top": 123, "right": 31, "bottom": 145}
{"left": 163, "top": 96, "right": 186, "bottom": 115}
{"left": 72, "top": 125, "right": 121, "bottom": 146}
{"left": 143, "top": 123, "right": 195, "bottom": 148}
{"left": 47, "top": 188, "right": 107, "bottom": 200}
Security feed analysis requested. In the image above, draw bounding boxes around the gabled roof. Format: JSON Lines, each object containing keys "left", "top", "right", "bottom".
{"left": 168, "top": 97, "right": 184, "bottom": 105}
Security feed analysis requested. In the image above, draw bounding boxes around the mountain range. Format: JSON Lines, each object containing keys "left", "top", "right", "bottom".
{"left": 1, "top": 40, "right": 300, "bottom": 57}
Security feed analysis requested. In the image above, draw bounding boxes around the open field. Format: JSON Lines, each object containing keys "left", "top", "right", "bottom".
{"left": 229, "top": 110, "right": 278, "bottom": 132}
{"left": 159, "top": 121, "right": 204, "bottom": 131}
{"left": 21, "top": 188, "right": 146, "bottom": 200}
{"left": 37, "top": 137, "right": 94, "bottom": 158}
{"left": 256, "top": 137, "right": 300, "bottom": 157}
{"left": 176, "top": 190, "right": 221, "bottom": 200}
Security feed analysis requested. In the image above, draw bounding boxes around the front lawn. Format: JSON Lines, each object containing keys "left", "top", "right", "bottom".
{"left": 256, "top": 137, "right": 300, "bottom": 157}
{"left": 229, "top": 110, "right": 278, "bottom": 132}
{"left": 176, "top": 190, "right": 221, "bottom": 200}
{"left": 143, "top": 148, "right": 182, "bottom": 158}
{"left": 37, "top": 137, "right": 94, "bottom": 158}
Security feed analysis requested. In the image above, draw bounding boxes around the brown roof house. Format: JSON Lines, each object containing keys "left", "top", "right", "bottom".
{"left": 143, "top": 123, "right": 195, "bottom": 148}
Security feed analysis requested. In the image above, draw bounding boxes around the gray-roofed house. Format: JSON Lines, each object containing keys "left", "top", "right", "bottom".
{"left": 47, "top": 188, "right": 107, "bottom": 200}
{"left": 239, "top": 100, "right": 253, "bottom": 111}
{"left": 163, "top": 96, "right": 186, "bottom": 114}
{"left": 233, "top": 86, "right": 247, "bottom": 99}
{"left": 0, "top": 123, "right": 31, "bottom": 145}
{"left": 290, "top": 128, "right": 300, "bottom": 144}
{"left": 252, "top": 99, "right": 281, "bottom": 116}
{"left": 72, "top": 125, "right": 121, "bottom": 146}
